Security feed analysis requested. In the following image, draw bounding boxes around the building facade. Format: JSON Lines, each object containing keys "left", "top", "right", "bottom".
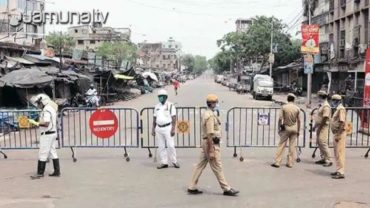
{"left": 138, "top": 37, "right": 182, "bottom": 71}
{"left": 304, "top": 0, "right": 369, "bottom": 95}
{"left": 235, "top": 18, "right": 253, "bottom": 33}
{"left": 0, "top": 0, "right": 45, "bottom": 47}
{"left": 68, "top": 24, "right": 131, "bottom": 51}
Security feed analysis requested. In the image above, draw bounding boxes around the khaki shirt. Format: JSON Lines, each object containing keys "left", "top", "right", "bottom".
{"left": 279, "top": 102, "right": 300, "bottom": 126}
{"left": 331, "top": 104, "right": 346, "bottom": 134}
{"left": 202, "top": 109, "right": 221, "bottom": 139}
{"left": 315, "top": 100, "right": 331, "bottom": 126}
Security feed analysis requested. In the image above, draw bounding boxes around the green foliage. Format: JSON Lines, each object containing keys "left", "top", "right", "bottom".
{"left": 181, "top": 54, "right": 208, "bottom": 74}
{"left": 209, "top": 51, "right": 231, "bottom": 74}
{"left": 97, "top": 41, "right": 138, "bottom": 66}
{"left": 193, "top": 55, "right": 208, "bottom": 74}
{"left": 213, "top": 15, "right": 301, "bottom": 74}
{"left": 46, "top": 32, "right": 75, "bottom": 53}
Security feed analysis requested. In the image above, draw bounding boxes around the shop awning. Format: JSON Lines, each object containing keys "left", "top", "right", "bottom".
{"left": 114, "top": 74, "right": 134, "bottom": 80}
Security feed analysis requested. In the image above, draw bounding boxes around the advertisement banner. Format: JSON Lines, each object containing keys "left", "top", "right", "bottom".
{"left": 301, "top": 24, "right": 320, "bottom": 54}
{"left": 304, "top": 54, "right": 314, "bottom": 74}
{"left": 362, "top": 47, "right": 370, "bottom": 129}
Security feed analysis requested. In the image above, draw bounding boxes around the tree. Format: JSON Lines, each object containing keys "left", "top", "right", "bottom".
{"left": 216, "top": 15, "right": 301, "bottom": 71}
{"left": 97, "top": 41, "right": 137, "bottom": 67}
{"left": 46, "top": 32, "right": 75, "bottom": 54}
{"left": 209, "top": 51, "right": 231, "bottom": 74}
{"left": 181, "top": 54, "right": 195, "bottom": 71}
{"left": 193, "top": 55, "right": 208, "bottom": 74}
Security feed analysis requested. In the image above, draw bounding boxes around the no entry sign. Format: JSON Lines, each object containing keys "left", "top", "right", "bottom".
{"left": 89, "top": 109, "right": 118, "bottom": 139}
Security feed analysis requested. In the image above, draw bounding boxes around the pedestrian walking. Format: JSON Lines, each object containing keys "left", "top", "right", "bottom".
{"left": 330, "top": 94, "right": 347, "bottom": 179}
{"left": 151, "top": 89, "right": 180, "bottom": 169}
{"left": 187, "top": 94, "right": 239, "bottom": 196}
{"left": 271, "top": 93, "right": 301, "bottom": 168}
{"left": 172, "top": 79, "right": 180, "bottom": 95}
{"left": 313, "top": 90, "right": 332, "bottom": 167}
{"left": 29, "top": 94, "right": 60, "bottom": 179}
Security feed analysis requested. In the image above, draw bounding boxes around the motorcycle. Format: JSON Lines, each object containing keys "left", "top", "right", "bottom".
{"left": 85, "top": 94, "right": 100, "bottom": 108}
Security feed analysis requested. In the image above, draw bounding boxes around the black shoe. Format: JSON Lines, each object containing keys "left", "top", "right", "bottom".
{"left": 187, "top": 189, "right": 203, "bottom": 195}
{"left": 323, "top": 162, "right": 333, "bottom": 167}
{"left": 30, "top": 160, "right": 46, "bottom": 180}
{"left": 49, "top": 159, "right": 61, "bottom": 177}
{"left": 157, "top": 164, "right": 169, "bottom": 169}
{"left": 271, "top": 164, "right": 280, "bottom": 168}
{"left": 315, "top": 159, "right": 326, "bottom": 165}
{"left": 173, "top": 163, "right": 180, "bottom": 168}
{"left": 332, "top": 173, "right": 345, "bottom": 179}
{"left": 330, "top": 172, "right": 339, "bottom": 176}
{"left": 223, "top": 188, "right": 239, "bottom": 196}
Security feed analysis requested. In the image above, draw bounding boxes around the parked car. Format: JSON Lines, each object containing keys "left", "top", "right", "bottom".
{"left": 236, "top": 76, "right": 252, "bottom": 94}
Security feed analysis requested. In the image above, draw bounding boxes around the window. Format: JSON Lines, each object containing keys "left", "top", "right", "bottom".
{"left": 169, "top": 45, "right": 172, "bottom": 48}
{"left": 78, "top": 40, "right": 84, "bottom": 45}
{"left": 163, "top": 55, "right": 166, "bottom": 60}
{"left": 74, "top": 29, "right": 78, "bottom": 33}
{"left": 90, "top": 40, "right": 96, "bottom": 44}
{"left": 163, "top": 64, "right": 166, "bottom": 67}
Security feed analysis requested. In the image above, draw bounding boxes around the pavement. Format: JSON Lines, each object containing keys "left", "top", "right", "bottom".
{"left": 1, "top": 74, "right": 370, "bottom": 208}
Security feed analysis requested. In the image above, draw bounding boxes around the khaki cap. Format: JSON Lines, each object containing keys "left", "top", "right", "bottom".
{"left": 317, "top": 90, "right": 328, "bottom": 96}
{"left": 206, "top": 94, "right": 218, "bottom": 102}
{"left": 331, "top": 94, "right": 342, "bottom": 100}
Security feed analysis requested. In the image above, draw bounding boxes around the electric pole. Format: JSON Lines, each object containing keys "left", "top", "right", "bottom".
{"left": 269, "top": 21, "right": 274, "bottom": 77}
{"left": 307, "top": 0, "right": 313, "bottom": 108}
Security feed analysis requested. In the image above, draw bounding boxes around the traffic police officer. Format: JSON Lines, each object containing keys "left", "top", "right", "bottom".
{"left": 152, "top": 89, "right": 180, "bottom": 169}
{"left": 29, "top": 94, "right": 60, "bottom": 179}
{"left": 330, "top": 94, "right": 347, "bottom": 179}
{"left": 271, "top": 93, "right": 301, "bottom": 168}
{"left": 313, "top": 90, "right": 332, "bottom": 166}
{"left": 187, "top": 94, "right": 239, "bottom": 196}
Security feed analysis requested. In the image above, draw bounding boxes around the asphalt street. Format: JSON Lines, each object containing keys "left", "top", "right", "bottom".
{"left": 0, "top": 74, "right": 369, "bottom": 208}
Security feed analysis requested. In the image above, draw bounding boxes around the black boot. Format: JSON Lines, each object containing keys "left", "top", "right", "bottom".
{"left": 49, "top": 159, "right": 61, "bottom": 177}
{"left": 30, "top": 160, "right": 46, "bottom": 179}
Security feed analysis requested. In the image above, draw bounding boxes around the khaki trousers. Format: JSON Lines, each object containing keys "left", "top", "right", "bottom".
{"left": 188, "top": 141, "right": 231, "bottom": 191}
{"left": 274, "top": 127, "right": 298, "bottom": 167}
{"left": 316, "top": 125, "right": 331, "bottom": 162}
{"left": 333, "top": 132, "right": 346, "bottom": 174}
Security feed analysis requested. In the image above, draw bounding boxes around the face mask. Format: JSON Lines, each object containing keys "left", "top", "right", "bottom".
{"left": 331, "top": 100, "right": 340, "bottom": 108}
{"left": 158, "top": 96, "right": 167, "bottom": 104}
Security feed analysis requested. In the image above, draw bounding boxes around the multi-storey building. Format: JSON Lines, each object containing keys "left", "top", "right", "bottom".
{"left": 138, "top": 37, "right": 182, "bottom": 71}
{"left": 235, "top": 18, "right": 253, "bottom": 33}
{"left": 0, "top": 0, "right": 45, "bottom": 48}
{"left": 68, "top": 23, "right": 131, "bottom": 51}
{"left": 304, "top": 0, "right": 369, "bottom": 95}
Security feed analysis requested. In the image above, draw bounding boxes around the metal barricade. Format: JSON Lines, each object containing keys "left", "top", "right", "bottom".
{"left": 61, "top": 107, "right": 140, "bottom": 162}
{"left": 0, "top": 109, "right": 44, "bottom": 159}
{"left": 140, "top": 107, "right": 205, "bottom": 160}
{"left": 226, "top": 107, "right": 307, "bottom": 162}
{"left": 309, "top": 107, "right": 370, "bottom": 158}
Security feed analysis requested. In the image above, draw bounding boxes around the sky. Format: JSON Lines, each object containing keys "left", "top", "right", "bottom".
{"left": 46, "top": 0, "right": 303, "bottom": 59}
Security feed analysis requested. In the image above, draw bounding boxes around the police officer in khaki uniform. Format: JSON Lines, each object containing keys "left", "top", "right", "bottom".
{"left": 313, "top": 91, "right": 332, "bottom": 166}
{"left": 271, "top": 93, "right": 301, "bottom": 168}
{"left": 187, "top": 94, "right": 239, "bottom": 196}
{"left": 330, "top": 94, "right": 347, "bottom": 179}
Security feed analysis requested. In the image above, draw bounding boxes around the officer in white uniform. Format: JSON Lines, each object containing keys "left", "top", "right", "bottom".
{"left": 29, "top": 94, "right": 60, "bottom": 179}
{"left": 151, "top": 89, "right": 179, "bottom": 169}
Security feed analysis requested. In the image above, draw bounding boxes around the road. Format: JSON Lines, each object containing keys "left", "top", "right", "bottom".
{"left": 0, "top": 74, "right": 370, "bottom": 208}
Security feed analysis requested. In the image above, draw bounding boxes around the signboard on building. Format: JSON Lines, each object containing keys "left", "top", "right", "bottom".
{"left": 301, "top": 24, "right": 320, "bottom": 54}
{"left": 72, "top": 49, "right": 83, "bottom": 60}
{"left": 304, "top": 54, "right": 314, "bottom": 74}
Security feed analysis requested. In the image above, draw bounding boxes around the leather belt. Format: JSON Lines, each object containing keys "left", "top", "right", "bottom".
{"left": 158, "top": 123, "right": 171, "bottom": 128}
{"left": 41, "top": 131, "right": 56, "bottom": 135}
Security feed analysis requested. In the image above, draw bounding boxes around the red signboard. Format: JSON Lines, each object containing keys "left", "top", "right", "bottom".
{"left": 89, "top": 109, "right": 118, "bottom": 139}
{"left": 363, "top": 48, "right": 370, "bottom": 129}
{"left": 301, "top": 24, "right": 320, "bottom": 54}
